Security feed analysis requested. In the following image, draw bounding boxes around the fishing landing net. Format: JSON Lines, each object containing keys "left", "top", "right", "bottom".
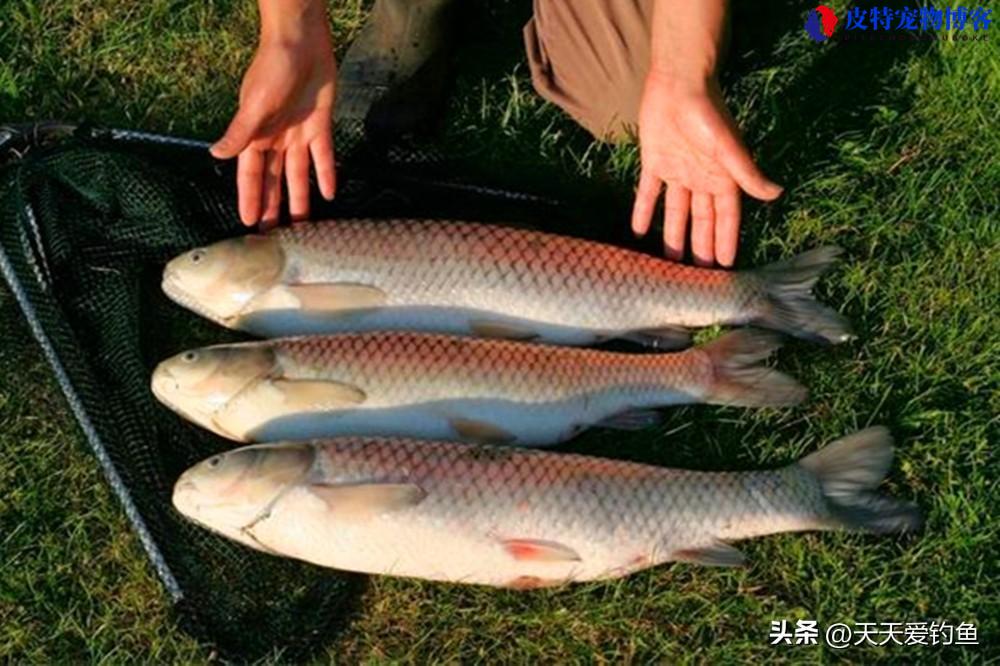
{"left": 0, "top": 122, "right": 567, "bottom": 660}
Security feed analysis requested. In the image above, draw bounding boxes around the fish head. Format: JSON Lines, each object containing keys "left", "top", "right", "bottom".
{"left": 151, "top": 345, "right": 277, "bottom": 433}
{"left": 162, "top": 235, "right": 286, "bottom": 326}
{"left": 172, "top": 443, "right": 315, "bottom": 538}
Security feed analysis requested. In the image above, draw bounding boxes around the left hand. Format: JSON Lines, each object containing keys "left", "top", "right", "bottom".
{"left": 630, "top": 70, "right": 783, "bottom": 267}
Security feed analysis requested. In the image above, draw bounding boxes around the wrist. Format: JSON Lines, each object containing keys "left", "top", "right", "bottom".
{"left": 259, "top": 0, "right": 329, "bottom": 47}
{"left": 648, "top": 0, "right": 726, "bottom": 92}
{"left": 645, "top": 67, "right": 715, "bottom": 96}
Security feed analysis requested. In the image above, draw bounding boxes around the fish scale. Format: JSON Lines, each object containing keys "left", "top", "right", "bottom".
{"left": 276, "top": 220, "right": 753, "bottom": 329}
{"left": 163, "top": 219, "right": 852, "bottom": 345}
{"left": 273, "top": 332, "right": 708, "bottom": 404}
{"left": 173, "top": 429, "right": 920, "bottom": 587}
{"left": 151, "top": 329, "right": 806, "bottom": 444}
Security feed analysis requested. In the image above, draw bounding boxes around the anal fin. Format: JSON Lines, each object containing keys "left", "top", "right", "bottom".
{"left": 674, "top": 540, "right": 746, "bottom": 567}
{"left": 620, "top": 326, "right": 692, "bottom": 350}
{"left": 595, "top": 409, "right": 662, "bottom": 431}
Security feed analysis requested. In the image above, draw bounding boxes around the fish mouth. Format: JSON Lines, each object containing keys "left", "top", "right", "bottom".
{"left": 172, "top": 478, "right": 197, "bottom": 508}
{"left": 150, "top": 364, "right": 178, "bottom": 404}
{"left": 150, "top": 365, "right": 217, "bottom": 430}
{"left": 161, "top": 271, "right": 233, "bottom": 328}
{"left": 172, "top": 480, "right": 246, "bottom": 533}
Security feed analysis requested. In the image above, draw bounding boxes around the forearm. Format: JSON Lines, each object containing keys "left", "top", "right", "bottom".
{"left": 259, "top": 0, "right": 330, "bottom": 45}
{"left": 649, "top": 0, "right": 728, "bottom": 83}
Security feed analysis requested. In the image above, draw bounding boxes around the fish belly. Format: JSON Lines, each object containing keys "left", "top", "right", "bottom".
{"left": 245, "top": 398, "right": 622, "bottom": 446}
{"left": 252, "top": 485, "right": 652, "bottom": 586}
{"left": 278, "top": 221, "right": 750, "bottom": 338}
{"left": 238, "top": 305, "right": 609, "bottom": 345}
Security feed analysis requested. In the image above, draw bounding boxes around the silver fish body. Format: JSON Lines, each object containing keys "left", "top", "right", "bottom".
{"left": 151, "top": 330, "right": 805, "bottom": 445}
{"left": 173, "top": 428, "right": 921, "bottom": 587}
{"left": 162, "top": 220, "right": 852, "bottom": 346}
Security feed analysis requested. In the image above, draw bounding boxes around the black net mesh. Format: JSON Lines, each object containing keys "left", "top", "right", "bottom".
{"left": 0, "top": 123, "right": 568, "bottom": 661}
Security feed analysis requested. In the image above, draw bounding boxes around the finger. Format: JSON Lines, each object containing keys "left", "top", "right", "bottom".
{"left": 630, "top": 169, "right": 662, "bottom": 237}
{"left": 713, "top": 189, "right": 741, "bottom": 268}
{"left": 236, "top": 149, "right": 265, "bottom": 226}
{"left": 690, "top": 192, "right": 715, "bottom": 267}
{"left": 260, "top": 150, "right": 284, "bottom": 230}
{"left": 211, "top": 108, "right": 265, "bottom": 159}
{"left": 662, "top": 183, "right": 691, "bottom": 261}
{"left": 285, "top": 144, "right": 311, "bottom": 220}
{"left": 716, "top": 132, "right": 783, "bottom": 201}
{"left": 309, "top": 132, "right": 336, "bottom": 200}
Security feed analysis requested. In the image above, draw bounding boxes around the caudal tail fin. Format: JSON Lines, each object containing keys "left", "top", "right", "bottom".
{"left": 749, "top": 246, "right": 854, "bottom": 345}
{"left": 799, "top": 426, "right": 922, "bottom": 534}
{"left": 700, "top": 329, "right": 807, "bottom": 408}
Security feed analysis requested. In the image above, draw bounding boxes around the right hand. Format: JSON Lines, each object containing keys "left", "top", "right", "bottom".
{"left": 211, "top": 22, "right": 337, "bottom": 228}
{"left": 630, "top": 71, "right": 782, "bottom": 267}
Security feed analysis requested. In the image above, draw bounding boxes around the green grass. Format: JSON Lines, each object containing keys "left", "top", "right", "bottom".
{"left": 1, "top": 0, "right": 998, "bottom": 662}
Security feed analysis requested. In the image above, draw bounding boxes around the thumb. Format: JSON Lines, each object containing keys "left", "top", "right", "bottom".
{"left": 210, "top": 108, "right": 264, "bottom": 159}
{"left": 716, "top": 130, "right": 783, "bottom": 201}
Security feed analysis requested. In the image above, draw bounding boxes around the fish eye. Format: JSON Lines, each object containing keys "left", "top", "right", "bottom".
{"left": 208, "top": 456, "right": 222, "bottom": 468}
{"left": 190, "top": 249, "right": 206, "bottom": 264}
{"left": 182, "top": 351, "right": 198, "bottom": 363}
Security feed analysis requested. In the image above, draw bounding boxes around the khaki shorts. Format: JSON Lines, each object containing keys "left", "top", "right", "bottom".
{"left": 524, "top": 0, "right": 655, "bottom": 142}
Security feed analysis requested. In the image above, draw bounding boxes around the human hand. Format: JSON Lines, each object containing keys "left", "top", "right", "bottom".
{"left": 211, "top": 11, "right": 336, "bottom": 228}
{"left": 630, "top": 71, "right": 782, "bottom": 267}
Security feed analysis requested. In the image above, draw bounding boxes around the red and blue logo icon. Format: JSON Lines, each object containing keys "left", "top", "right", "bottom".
{"left": 804, "top": 5, "right": 839, "bottom": 42}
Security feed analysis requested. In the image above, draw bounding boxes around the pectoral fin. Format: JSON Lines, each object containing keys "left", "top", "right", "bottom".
{"left": 246, "top": 283, "right": 387, "bottom": 313}
{"left": 469, "top": 320, "right": 539, "bottom": 341}
{"left": 270, "top": 379, "right": 366, "bottom": 409}
{"left": 674, "top": 541, "right": 746, "bottom": 567}
{"left": 449, "top": 417, "right": 516, "bottom": 444}
{"left": 212, "top": 378, "right": 365, "bottom": 442}
{"left": 308, "top": 482, "right": 426, "bottom": 519}
{"left": 502, "top": 538, "right": 581, "bottom": 562}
